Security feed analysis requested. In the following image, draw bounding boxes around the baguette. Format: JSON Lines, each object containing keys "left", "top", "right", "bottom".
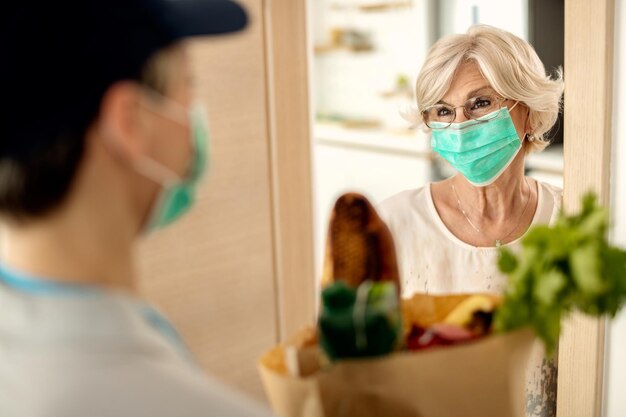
{"left": 321, "top": 193, "right": 401, "bottom": 291}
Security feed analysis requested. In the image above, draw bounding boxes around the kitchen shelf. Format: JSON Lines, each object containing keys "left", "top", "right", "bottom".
{"left": 314, "top": 122, "right": 432, "bottom": 159}
{"left": 378, "top": 89, "right": 413, "bottom": 99}
{"left": 314, "top": 44, "right": 376, "bottom": 54}
{"left": 329, "top": 1, "right": 413, "bottom": 12}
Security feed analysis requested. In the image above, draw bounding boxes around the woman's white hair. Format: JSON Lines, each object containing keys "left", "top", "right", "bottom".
{"left": 411, "top": 24, "right": 564, "bottom": 153}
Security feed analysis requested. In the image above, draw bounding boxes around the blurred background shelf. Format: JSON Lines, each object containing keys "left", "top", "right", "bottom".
{"left": 329, "top": 1, "right": 413, "bottom": 12}
{"left": 313, "top": 44, "right": 376, "bottom": 54}
{"left": 315, "top": 122, "right": 431, "bottom": 156}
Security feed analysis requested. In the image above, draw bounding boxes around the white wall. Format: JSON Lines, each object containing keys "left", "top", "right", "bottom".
{"left": 605, "top": 0, "right": 626, "bottom": 415}
{"left": 437, "top": 0, "right": 528, "bottom": 40}
{"left": 311, "top": 127, "right": 431, "bottom": 278}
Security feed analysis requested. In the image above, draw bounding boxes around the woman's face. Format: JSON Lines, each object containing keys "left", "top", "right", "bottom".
{"left": 440, "top": 61, "right": 529, "bottom": 142}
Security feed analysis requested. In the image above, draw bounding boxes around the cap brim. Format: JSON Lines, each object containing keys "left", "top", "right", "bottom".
{"left": 164, "top": 0, "right": 248, "bottom": 38}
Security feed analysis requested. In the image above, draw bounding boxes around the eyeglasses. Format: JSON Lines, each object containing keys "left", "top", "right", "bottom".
{"left": 422, "top": 94, "right": 508, "bottom": 129}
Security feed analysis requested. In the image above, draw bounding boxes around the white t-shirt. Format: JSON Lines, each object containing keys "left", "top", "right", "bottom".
{"left": 378, "top": 180, "right": 562, "bottom": 417}
{"left": 378, "top": 181, "right": 562, "bottom": 296}
{"left": 0, "top": 271, "right": 274, "bottom": 417}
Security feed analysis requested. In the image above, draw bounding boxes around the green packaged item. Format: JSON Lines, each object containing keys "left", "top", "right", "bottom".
{"left": 319, "top": 280, "right": 402, "bottom": 360}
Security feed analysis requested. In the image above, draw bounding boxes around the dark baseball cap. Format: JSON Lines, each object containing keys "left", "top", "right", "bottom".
{"left": 1, "top": 0, "right": 247, "bottom": 156}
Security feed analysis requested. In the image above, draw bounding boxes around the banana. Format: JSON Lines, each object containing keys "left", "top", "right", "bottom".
{"left": 443, "top": 295, "right": 498, "bottom": 327}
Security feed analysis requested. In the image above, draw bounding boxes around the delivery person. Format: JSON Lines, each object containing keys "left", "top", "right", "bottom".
{"left": 0, "top": 0, "right": 273, "bottom": 416}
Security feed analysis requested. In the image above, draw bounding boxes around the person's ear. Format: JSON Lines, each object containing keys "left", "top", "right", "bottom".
{"left": 96, "top": 81, "right": 148, "bottom": 164}
{"left": 523, "top": 105, "right": 533, "bottom": 136}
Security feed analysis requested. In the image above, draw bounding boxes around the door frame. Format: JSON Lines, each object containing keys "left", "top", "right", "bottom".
{"left": 264, "top": 0, "right": 618, "bottom": 413}
{"left": 264, "top": 0, "right": 316, "bottom": 341}
{"left": 557, "top": 1, "right": 615, "bottom": 416}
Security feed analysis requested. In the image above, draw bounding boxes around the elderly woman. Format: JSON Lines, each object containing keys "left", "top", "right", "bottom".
{"left": 378, "top": 25, "right": 563, "bottom": 417}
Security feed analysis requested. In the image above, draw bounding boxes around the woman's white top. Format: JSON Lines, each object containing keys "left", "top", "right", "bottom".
{"left": 378, "top": 180, "right": 562, "bottom": 417}
{"left": 0, "top": 273, "right": 273, "bottom": 417}
{"left": 378, "top": 181, "right": 562, "bottom": 296}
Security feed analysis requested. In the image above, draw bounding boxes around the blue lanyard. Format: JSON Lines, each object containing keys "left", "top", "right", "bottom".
{"left": 0, "top": 263, "right": 196, "bottom": 364}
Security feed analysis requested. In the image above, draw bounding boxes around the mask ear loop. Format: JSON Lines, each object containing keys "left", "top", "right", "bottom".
{"left": 521, "top": 104, "right": 536, "bottom": 142}
{"left": 508, "top": 100, "right": 521, "bottom": 112}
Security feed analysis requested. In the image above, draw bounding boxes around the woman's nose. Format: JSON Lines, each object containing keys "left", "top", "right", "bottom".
{"left": 453, "top": 107, "right": 469, "bottom": 123}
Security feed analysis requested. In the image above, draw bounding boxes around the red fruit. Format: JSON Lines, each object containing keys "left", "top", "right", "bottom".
{"left": 406, "top": 324, "right": 478, "bottom": 351}
{"left": 430, "top": 323, "right": 474, "bottom": 342}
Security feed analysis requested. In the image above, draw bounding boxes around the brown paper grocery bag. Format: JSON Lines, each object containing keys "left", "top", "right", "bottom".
{"left": 259, "top": 328, "right": 534, "bottom": 417}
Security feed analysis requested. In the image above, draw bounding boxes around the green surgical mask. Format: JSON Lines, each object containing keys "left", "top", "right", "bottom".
{"left": 134, "top": 101, "right": 210, "bottom": 231}
{"left": 430, "top": 107, "right": 521, "bottom": 187}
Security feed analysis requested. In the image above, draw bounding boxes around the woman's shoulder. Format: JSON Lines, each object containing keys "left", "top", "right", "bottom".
{"left": 537, "top": 180, "right": 562, "bottom": 197}
{"left": 536, "top": 180, "right": 563, "bottom": 209}
{"left": 533, "top": 180, "right": 562, "bottom": 225}
{"left": 377, "top": 185, "right": 429, "bottom": 215}
{"left": 376, "top": 184, "right": 434, "bottom": 230}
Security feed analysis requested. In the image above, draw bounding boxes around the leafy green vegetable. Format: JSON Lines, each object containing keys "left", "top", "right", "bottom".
{"left": 494, "top": 193, "right": 626, "bottom": 356}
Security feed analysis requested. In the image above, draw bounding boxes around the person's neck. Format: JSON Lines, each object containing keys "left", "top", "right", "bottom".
{"left": 452, "top": 155, "right": 528, "bottom": 223}
{"left": 0, "top": 191, "right": 138, "bottom": 293}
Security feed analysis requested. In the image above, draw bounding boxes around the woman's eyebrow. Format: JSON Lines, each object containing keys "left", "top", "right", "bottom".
{"left": 466, "top": 86, "right": 494, "bottom": 99}
{"left": 435, "top": 85, "right": 494, "bottom": 106}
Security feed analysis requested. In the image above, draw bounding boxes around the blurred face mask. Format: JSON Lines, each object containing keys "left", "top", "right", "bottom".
{"left": 133, "top": 92, "right": 210, "bottom": 231}
{"left": 430, "top": 106, "right": 521, "bottom": 187}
